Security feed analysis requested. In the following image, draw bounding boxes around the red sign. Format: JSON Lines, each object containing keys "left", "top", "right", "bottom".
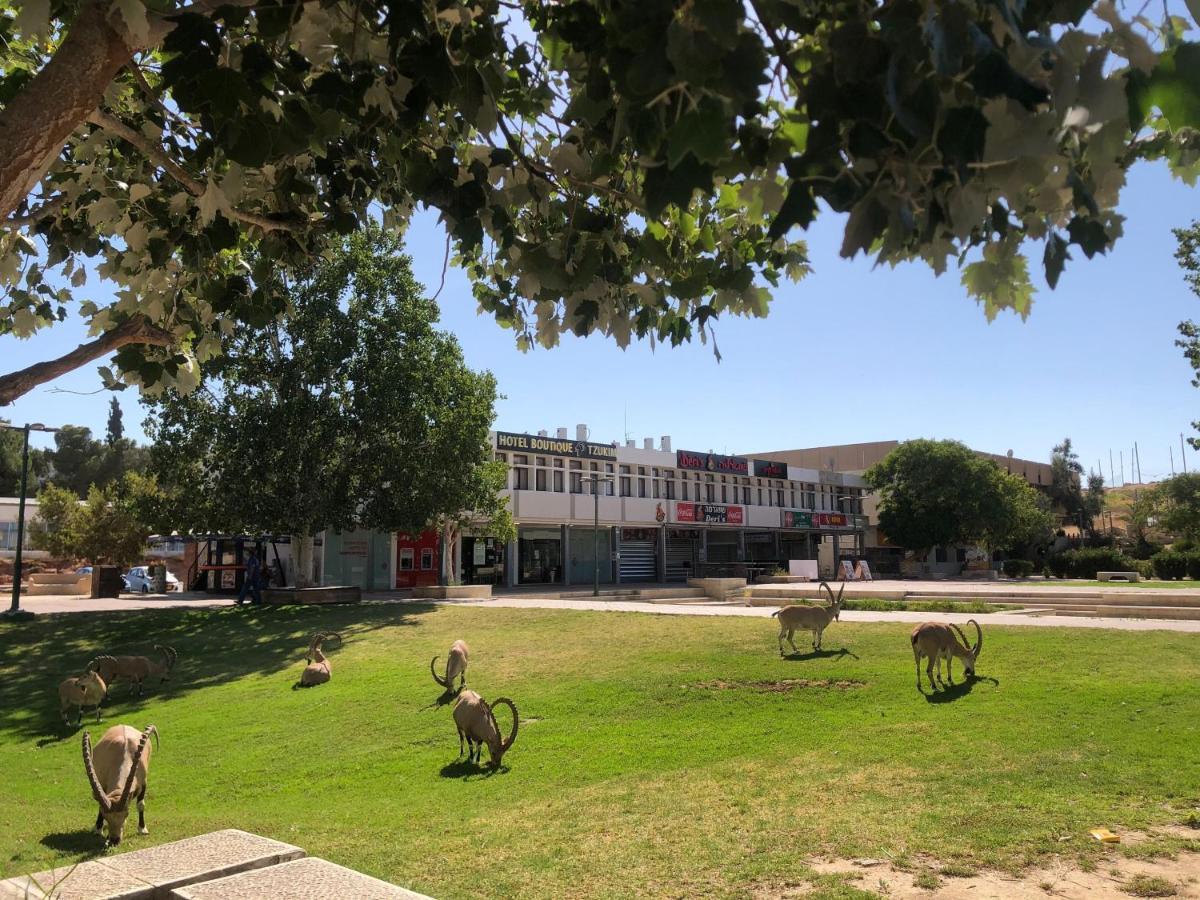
{"left": 814, "top": 513, "right": 850, "bottom": 528}
{"left": 753, "top": 459, "right": 788, "bottom": 478}
{"left": 675, "top": 503, "right": 744, "bottom": 525}
{"left": 676, "top": 450, "right": 749, "bottom": 475}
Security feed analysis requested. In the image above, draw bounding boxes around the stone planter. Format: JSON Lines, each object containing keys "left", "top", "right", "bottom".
{"left": 422, "top": 585, "right": 492, "bottom": 600}
{"left": 756, "top": 575, "right": 811, "bottom": 584}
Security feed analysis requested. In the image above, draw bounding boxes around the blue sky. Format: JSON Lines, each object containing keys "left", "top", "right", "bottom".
{"left": 4, "top": 159, "right": 1197, "bottom": 485}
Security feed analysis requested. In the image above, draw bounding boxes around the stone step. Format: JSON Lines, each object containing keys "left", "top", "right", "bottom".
{"left": 169, "top": 857, "right": 432, "bottom": 900}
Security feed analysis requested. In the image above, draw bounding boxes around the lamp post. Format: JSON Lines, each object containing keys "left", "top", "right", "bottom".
{"left": 834, "top": 493, "right": 864, "bottom": 575}
{"left": 2, "top": 420, "right": 60, "bottom": 618}
{"left": 582, "top": 473, "right": 614, "bottom": 597}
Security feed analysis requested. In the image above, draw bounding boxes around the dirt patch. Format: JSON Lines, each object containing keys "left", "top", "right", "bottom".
{"left": 798, "top": 842, "right": 1200, "bottom": 898}
{"left": 690, "top": 679, "right": 866, "bottom": 693}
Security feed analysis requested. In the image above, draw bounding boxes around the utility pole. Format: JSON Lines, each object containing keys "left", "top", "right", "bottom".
{"left": 1, "top": 420, "right": 60, "bottom": 618}
{"left": 1109, "top": 449, "right": 1115, "bottom": 487}
{"left": 1182, "top": 433, "right": 1189, "bottom": 473}
{"left": 584, "top": 473, "right": 614, "bottom": 597}
{"left": 1120, "top": 450, "right": 1124, "bottom": 486}
{"left": 1134, "top": 442, "right": 1142, "bottom": 485}
{"left": 1170, "top": 444, "right": 1175, "bottom": 476}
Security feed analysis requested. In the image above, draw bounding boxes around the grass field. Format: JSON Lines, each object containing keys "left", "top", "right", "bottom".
{"left": 2, "top": 603, "right": 1198, "bottom": 899}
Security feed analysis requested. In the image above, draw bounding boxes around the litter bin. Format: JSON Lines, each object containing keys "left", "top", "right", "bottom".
{"left": 152, "top": 564, "right": 167, "bottom": 593}
{"left": 91, "top": 565, "right": 123, "bottom": 598}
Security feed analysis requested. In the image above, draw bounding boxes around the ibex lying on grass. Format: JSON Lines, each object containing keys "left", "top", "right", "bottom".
{"left": 299, "top": 632, "right": 341, "bottom": 687}
{"left": 452, "top": 690, "right": 518, "bottom": 768}
{"left": 772, "top": 580, "right": 845, "bottom": 655}
{"left": 910, "top": 620, "right": 983, "bottom": 691}
{"left": 431, "top": 639, "right": 470, "bottom": 692}
{"left": 88, "top": 646, "right": 177, "bottom": 697}
{"left": 59, "top": 670, "right": 107, "bottom": 725}
{"left": 82, "top": 724, "right": 158, "bottom": 846}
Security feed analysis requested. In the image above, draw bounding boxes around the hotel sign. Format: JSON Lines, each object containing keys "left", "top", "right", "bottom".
{"left": 495, "top": 431, "right": 617, "bottom": 460}
{"left": 676, "top": 502, "right": 744, "bottom": 525}
{"left": 676, "top": 450, "right": 749, "bottom": 475}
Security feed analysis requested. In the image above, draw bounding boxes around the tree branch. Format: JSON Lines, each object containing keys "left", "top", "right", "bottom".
{"left": 86, "top": 109, "right": 302, "bottom": 233}
{"left": 0, "top": 316, "right": 176, "bottom": 406}
{"left": 5, "top": 194, "right": 70, "bottom": 228}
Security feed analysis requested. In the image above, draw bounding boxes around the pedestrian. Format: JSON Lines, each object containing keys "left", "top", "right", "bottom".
{"left": 236, "top": 549, "right": 263, "bottom": 606}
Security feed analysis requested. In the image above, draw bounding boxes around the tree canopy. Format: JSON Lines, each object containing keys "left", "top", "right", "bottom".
{"left": 41, "top": 423, "right": 148, "bottom": 497}
{"left": 32, "top": 471, "right": 160, "bottom": 565}
{"left": 1176, "top": 220, "right": 1200, "bottom": 451}
{"left": 143, "top": 227, "right": 510, "bottom": 566}
{"left": 2, "top": 0, "right": 1199, "bottom": 402}
{"left": 865, "top": 438, "right": 1053, "bottom": 557}
{"left": 1155, "top": 472, "right": 1200, "bottom": 544}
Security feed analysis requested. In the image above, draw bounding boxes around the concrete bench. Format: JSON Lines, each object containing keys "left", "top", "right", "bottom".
{"left": 170, "top": 857, "right": 433, "bottom": 899}
{"left": 1097, "top": 571, "right": 1141, "bottom": 582}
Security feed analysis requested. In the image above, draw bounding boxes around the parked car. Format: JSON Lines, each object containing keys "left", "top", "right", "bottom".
{"left": 122, "top": 566, "right": 181, "bottom": 593}
{"left": 76, "top": 566, "right": 92, "bottom": 575}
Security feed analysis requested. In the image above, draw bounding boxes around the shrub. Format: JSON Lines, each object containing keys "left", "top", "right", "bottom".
{"left": 1152, "top": 551, "right": 1189, "bottom": 580}
{"left": 1047, "top": 548, "right": 1139, "bottom": 579}
{"left": 1133, "top": 559, "right": 1155, "bottom": 580}
{"left": 1002, "top": 559, "right": 1035, "bottom": 577}
{"left": 1045, "top": 554, "right": 1071, "bottom": 578}
{"left": 1186, "top": 554, "right": 1200, "bottom": 581}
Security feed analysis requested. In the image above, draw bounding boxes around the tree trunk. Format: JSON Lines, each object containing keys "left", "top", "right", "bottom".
{"left": 294, "top": 534, "right": 315, "bottom": 588}
{"left": 0, "top": 316, "right": 175, "bottom": 406}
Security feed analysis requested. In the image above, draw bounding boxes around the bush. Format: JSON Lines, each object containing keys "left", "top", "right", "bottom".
{"left": 1047, "top": 548, "right": 1139, "bottom": 579}
{"left": 1002, "top": 559, "right": 1035, "bottom": 578}
{"left": 1045, "top": 554, "right": 1071, "bottom": 578}
{"left": 1152, "top": 551, "right": 1189, "bottom": 580}
{"left": 1133, "top": 559, "right": 1155, "bottom": 580}
{"left": 1187, "top": 555, "right": 1200, "bottom": 581}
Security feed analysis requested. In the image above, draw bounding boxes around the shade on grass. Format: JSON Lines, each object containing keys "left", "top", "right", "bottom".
{"left": 1, "top": 604, "right": 1197, "bottom": 899}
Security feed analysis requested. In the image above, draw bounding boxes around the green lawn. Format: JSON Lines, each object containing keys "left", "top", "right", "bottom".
{"left": 2, "top": 604, "right": 1198, "bottom": 899}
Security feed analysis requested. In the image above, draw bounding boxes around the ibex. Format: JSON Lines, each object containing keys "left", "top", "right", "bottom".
{"left": 772, "top": 580, "right": 845, "bottom": 655}
{"left": 299, "top": 632, "right": 341, "bottom": 687}
{"left": 431, "top": 639, "right": 469, "bottom": 692}
{"left": 452, "top": 690, "right": 518, "bottom": 768}
{"left": 88, "top": 646, "right": 177, "bottom": 697}
{"left": 911, "top": 619, "right": 983, "bottom": 691}
{"left": 82, "top": 724, "right": 158, "bottom": 846}
{"left": 59, "top": 670, "right": 107, "bottom": 725}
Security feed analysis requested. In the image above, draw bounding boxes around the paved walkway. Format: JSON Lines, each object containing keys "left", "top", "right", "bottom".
{"left": 10, "top": 591, "right": 232, "bottom": 615}
{"left": 749, "top": 578, "right": 1200, "bottom": 597}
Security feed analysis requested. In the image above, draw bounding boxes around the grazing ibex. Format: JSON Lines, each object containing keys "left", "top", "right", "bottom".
{"left": 59, "top": 670, "right": 107, "bottom": 725}
{"left": 431, "top": 639, "right": 469, "bottom": 692}
{"left": 772, "top": 580, "right": 846, "bottom": 655}
{"left": 88, "top": 646, "right": 177, "bottom": 697}
{"left": 911, "top": 620, "right": 983, "bottom": 691}
{"left": 82, "top": 724, "right": 158, "bottom": 846}
{"left": 452, "top": 690, "right": 518, "bottom": 768}
{"left": 299, "top": 632, "right": 341, "bottom": 687}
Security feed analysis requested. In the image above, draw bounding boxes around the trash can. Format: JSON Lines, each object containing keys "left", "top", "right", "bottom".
{"left": 152, "top": 564, "right": 167, "bottom": 593}
{"left": 91, "top": 565, "right": 123, "bottom": 598}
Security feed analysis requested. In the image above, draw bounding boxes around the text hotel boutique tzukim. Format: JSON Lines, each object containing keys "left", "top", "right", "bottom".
{"left": 487, "top": 425, "right": 869, "bottom": 588}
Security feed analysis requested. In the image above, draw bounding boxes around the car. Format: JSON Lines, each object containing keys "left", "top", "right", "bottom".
{"left": 122, "top": 566, "right": 181, "bottom": 593}
{"left": 76, "top": 566, "right": 93, "bottom": 575}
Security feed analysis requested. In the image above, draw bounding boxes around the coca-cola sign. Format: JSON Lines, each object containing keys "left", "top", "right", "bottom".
{"left": 675, "top": 502, "right": 745, "bottom": 525}
{"left": 676, "top": 450, "right": 749, "bottom": 475}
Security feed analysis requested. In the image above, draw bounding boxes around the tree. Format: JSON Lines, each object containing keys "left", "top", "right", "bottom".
{"left": 1176, "top": 222, "right": 1200, "bottom": 450}
{"left": 105, "top": 397, "right": 124, "bottom": 446}
{"left": 866, "top": 438, "right": 1052, "bottom": 561}
{"left": 31, "top": 472, "right": 159, "bottom": 565}
{"left": 1156, "top": 473, "right": 1200, "bottom": 545}
{"left": 47, "top": 426, "right": 106, "bottom": 497}
{"left": 0, "top": 426, "right": 48, "bottom": 495}
{"left": 3, "top": 0, "right": 1199, "bottom": 403}
{"left": 144, "top": 227, "right": 510, "bottom": 585}
{"left": 1048, "top": 437, "right": 1088, "bottom": 528}
{"left": 31, "top": 482, "right": 79, "bottom": 559}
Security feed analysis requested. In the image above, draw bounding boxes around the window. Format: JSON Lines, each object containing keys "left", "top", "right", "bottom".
{"left": 620, "top": 476, "right": 632, "bottom": 497}
{"left": 757, "top": 488, "right": 763, "bottom": 505}
{"left": 535, "top": 468, "right": 547, "bottom": 491}
{"left": 514, "top": 467, "right": 530, "bottom": 490}
{"left": 721, "top": 484, "right": 727, "bottom": 503}
{"left": 652, "top": 479, "right": 660, "bottom": 499}
{"left": 638, "top": 478, "right": 647, "bottom": 498}
{"left": 956, "top": 548, "right": 967, "bottom": 563}
{"left": 776, "top": 489, "right": 784, "bottom": 506}
{"left": 665, "top": 480, "right": 675, "bottom": 499}
{"left": 571, "top": 472, "right": 583, "bottom": 494}
{"left": 399, "top": 548, "right": 414, "bottom": 570}
{"left": 681, "top": 480, "right": 689, "bottom": 500}
{"left": 553, "top": 470, "right": 564, "bottom": 492}
{"left": 706, "top": 482, "right": 715, "bottom": 502}
{"left": 935, "top": 547, "right": 948, "bottom": 563}
{"left": 513, "top": 454, "right": 528, "bottom": 465}
{"left": 420, "top": 548, "right": 434, "bottom": 570}
{"left": 742, "top": 486, "right": 750, "bottom": 504}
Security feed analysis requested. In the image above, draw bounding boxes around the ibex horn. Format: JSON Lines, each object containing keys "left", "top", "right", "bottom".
{"left": 968, "top": 619, "right": 982, "bottom": 657}
{"left": 948, "top": 622, "right": 971, "bottom": 651}
{"left": 82, "top": 732, "right": 111, "bottom": 812}
{"left": 430, "top": 656, "right": 448, "bottom": 688}
{"left": 118, "top": 726, "right": 157, "bottom": 809}
{"left": 491, "top": 697, "right": 519, "bottom": 752}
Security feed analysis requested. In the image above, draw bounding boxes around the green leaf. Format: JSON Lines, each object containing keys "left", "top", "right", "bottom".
{"left": 110, "top": 0, "right": 150, "bottom": 46}
{"left": 1043, "top": 233, "right": 1070, "bottom": 289}
{"left": 13, "top": 0, "right": 50, "bottom": 39}
{"left": 666, "top": 103, "right": 730, "bottom": 168}
{"left": 1127, "top": 42, "right": 1200, "bottom": 130}
{"left": 961, "top": 242, "right": 1034, "bottom": 320}
{"left": 768, "top": 182, "right": 816, "bottom": 240}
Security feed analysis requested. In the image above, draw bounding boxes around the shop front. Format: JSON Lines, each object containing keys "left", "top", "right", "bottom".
{"left": 395, "top": 530, "right": 439, "bottom": 589}
{"left": 568, "top": 526, "right": 613, "bottom": 585}
{"left": 461, "top": 534, "right": 505, "bottom": 585}
{"left": 518, "top": 526, "right": 562, "bottom": 584}
{"left": 618, "top": 527, "right": 658, "bottom": 582}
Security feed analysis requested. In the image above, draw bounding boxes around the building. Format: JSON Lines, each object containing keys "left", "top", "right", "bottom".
{"left": 752, "top": 440, "right": 1052, "bottom": 575}
{"left": 316, "top": 426, "right": 870, "bottom": 590}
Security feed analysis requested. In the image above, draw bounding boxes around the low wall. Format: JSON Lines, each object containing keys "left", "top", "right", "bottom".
{"left": 27, "top": 572, "right": 90, "bottom": 596}
{"left": 264, "top": 586, "right": 362, "bottom": 605}
{"left": 421, "top": 585, "right": 492, "bottom": 600}
{"left": 687, "top": 577, "right": 746, "bottom": 601}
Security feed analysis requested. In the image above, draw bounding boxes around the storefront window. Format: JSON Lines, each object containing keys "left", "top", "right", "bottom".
{"left": 420, "top": 548, "right": 434, "bottom": 569}
{"left": 519, "top": 527, "right": 562, "bottom": 584}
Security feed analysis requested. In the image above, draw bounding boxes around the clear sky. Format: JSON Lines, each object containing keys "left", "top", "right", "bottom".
{"left": 4, "top": 159, "right": 1197, "bottom": 486}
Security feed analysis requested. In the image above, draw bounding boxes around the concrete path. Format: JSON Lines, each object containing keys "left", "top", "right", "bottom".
{"left": 10, "top": 591, "right": 233, "bottom": 615}
{"left": 749, "top": 578, "right": 1200, "bottom": 597}
{"left": 448, "top": 596, "right": 1200, "bottom": 632}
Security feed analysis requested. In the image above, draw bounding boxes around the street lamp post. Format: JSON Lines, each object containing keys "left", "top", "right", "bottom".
{"left": 2, "top": 420, "right": 59, "bottom": 618}
{"left": 583, "top": 474, "right": 614, "bottom": 597}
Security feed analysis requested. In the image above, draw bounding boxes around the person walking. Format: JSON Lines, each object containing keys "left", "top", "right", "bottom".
{"left": 236, "top": 549, "right": 263, "bottom": 606}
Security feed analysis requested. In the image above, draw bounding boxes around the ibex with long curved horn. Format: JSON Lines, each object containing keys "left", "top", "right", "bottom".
{"left": 82, "top": 724, "right": 158, "bottom": 846}
{"left": 431, "top": 639, "right": 469, "bottom": 692}
{"left": 59, "top": 670, "right": 107, "bottom": 725}
{"left": 88, "top": 646, "right": 177, "bottom": 697}
{"left": 299, "top": 633, "right": 341, "bottom": 687}
{"left": 771, "top": 580, "right": 846, "bottom": 654}
{"left": 910, "top": 619, "right": 983, "bottom": 691}
{"left": 452, "top": 690, "right": 518, "bottom": 768}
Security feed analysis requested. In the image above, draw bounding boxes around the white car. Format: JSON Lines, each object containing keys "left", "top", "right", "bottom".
{"left": 123, "top": 566, "right": 181, "bottom": 593}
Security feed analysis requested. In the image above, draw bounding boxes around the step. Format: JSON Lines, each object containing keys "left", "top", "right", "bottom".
{"left": 170, "top": 857, "right": 431, "bottom": 900}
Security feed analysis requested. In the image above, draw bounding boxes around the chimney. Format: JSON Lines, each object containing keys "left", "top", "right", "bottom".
{"left": 661, "top": 435, "right": 672, "bottom": 452}
{"left": 625, "top": 439, "right": 636, "bottom": 448}
{"left": 556, "top": 427, "right": 568, "bottom": 439}
{"left": 537, "top": 429, "right": 548, "bottom": 437}
{"left": 576, "top": 423, "right": 588, "bottom": 441}
{"left": 643, "top": 438, "right": 654, "bottom": 450}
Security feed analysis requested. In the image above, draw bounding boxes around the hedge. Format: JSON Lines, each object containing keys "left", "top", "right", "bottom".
{"left": 1045, "top": 548, "right": 1139, "bottom": 579}
{"left": 1151, "top": 551, "right": 1198, "bottom": 580}
{"left": 1002, "top": 559, "right": 1035, "bottom": 578}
